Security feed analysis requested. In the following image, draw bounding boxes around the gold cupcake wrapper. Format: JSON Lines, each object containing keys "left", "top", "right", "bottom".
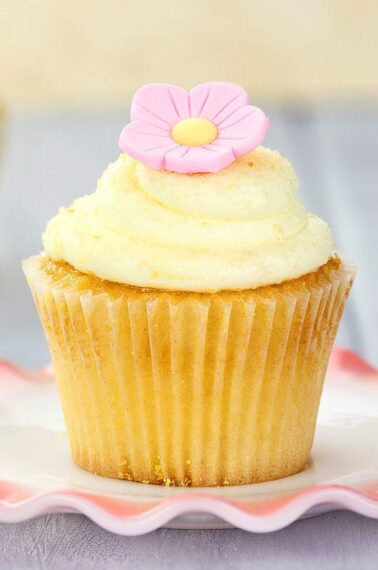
{"left": 23, "top": 256, "right": 355, "bottom": 486}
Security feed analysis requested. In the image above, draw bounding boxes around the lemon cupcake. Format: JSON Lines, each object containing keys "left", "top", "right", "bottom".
{"left": 24, "top": 82, "right": 354, "bottom": 486}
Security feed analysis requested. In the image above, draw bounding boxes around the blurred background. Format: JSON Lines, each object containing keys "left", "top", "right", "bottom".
{"left": 0, "top": 0, "right": 377, "bottom": 367}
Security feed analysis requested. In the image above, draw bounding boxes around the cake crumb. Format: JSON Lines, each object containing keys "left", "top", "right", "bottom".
{"left": 154, "top": 464, "right": 164, "bottom": 481}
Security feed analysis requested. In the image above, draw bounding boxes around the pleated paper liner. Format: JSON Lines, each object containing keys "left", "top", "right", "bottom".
{"left": 23, "top": 255, "right": 355, "bottom": 487}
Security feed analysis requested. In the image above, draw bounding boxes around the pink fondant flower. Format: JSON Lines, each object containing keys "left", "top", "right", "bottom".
{"left": 119, "top": 82, "right": 269, "bottom": 173}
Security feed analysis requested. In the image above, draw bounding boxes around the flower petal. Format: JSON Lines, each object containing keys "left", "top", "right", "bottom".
{"left": 217, "top": 106, "right": 269, "bottom": 156}
{"left": 131, "top": 83, "right": 190, "bottom": 127}
{"left": 160, "top": 145, "right": 190, "bottom": 168}
{"left": 119, "top": 123, "right": 176, "bottom": 169}
{"left": 189, "top": 82, "right": 249, "bottom": 122}
{"left": 166, "top": 144, "right": 234, "bottom": 173}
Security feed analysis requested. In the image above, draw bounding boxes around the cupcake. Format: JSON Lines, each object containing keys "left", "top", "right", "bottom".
{"left": 24, "top": 82, "right": 354, "bottom": 486}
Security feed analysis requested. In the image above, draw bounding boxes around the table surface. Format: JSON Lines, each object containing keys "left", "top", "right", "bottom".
{"left": 0, "top": 102, "right": 377, "bottom": 569}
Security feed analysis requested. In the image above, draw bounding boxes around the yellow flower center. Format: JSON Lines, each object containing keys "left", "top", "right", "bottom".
{"left": 171, "top": 117, "right": 218, "bottom": 146}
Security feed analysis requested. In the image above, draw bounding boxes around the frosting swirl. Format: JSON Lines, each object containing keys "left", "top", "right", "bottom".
{"left": 43, "top": 147, "right": 334, "bottom": 292}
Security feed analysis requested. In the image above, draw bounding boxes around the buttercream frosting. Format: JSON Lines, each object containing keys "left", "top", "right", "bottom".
{"left": 43, "top": 147, "right": 334, "bottom": 292}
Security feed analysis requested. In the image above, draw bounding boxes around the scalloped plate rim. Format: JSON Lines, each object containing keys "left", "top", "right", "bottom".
{"left": 0, "top": 484, "right": 378, "bottom": 534}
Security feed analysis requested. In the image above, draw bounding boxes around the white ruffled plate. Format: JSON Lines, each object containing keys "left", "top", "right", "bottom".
{"left": 0, "top": 348, "right": 377, "bottom": 534}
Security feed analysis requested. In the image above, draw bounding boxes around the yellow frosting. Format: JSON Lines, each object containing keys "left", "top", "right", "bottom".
{"left": 43, "top": 147, "right": 334, "bottom": 292}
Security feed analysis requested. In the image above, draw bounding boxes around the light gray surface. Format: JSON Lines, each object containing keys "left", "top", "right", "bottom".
{"left": 1, "top": 511, "right": 378, "bottom": 570}
{"left": 0, "top": 104, "right": 377, "bottom": 568}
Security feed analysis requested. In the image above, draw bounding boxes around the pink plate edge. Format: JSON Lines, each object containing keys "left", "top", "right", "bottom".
{"left": 0, "top": 347, "right": 377, "bottom": 535}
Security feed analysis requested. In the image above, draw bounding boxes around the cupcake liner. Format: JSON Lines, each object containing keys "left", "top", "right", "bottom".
{"left": 23, "top": 256, "right": 355, "bottom": 486}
